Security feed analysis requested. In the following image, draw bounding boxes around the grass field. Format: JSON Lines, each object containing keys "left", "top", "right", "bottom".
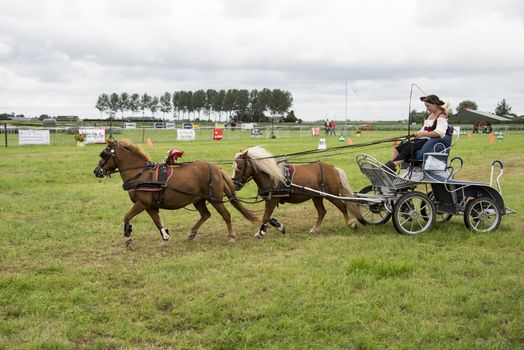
{"left": 1, "top": 132, "right": 523, "bottom": 349}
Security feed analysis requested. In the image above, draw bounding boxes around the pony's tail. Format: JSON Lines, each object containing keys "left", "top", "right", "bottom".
{"left": 220, "top": 169, "right": 259, "bottom": 224}
{"left": 335, "top": 167, "right": 363, "bottom": 222}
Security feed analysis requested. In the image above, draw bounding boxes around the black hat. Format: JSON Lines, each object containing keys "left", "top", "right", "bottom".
{"left": 420, "top": 94, "right": 445, "bottom": 106}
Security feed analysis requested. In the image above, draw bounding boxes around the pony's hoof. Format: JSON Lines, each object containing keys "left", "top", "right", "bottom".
{"left": 254, "top": 231, "right": 265, "bottom": 239}
{"left": 188, "top": 231, "right": 197, "bottom": 241}
{"left": 124, "top": 238, "right": 133, "bottom": 249}
{"left": 309, "top": 228, "right": 320, "bottom": 234}
{"left": 349, "top": 221, "right": 358, "bottom": 230}
{"left": 228, "top": 238, "right": 236, "bottom": 244}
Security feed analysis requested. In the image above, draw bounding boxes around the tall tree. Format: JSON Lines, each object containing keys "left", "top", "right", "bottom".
{"left": 95, "top": 93, "right": 109, "bottom": 118}
{"left": 140, "top": 93, "right": 152, "bottom": 117}
{"left": 234, "top": 89, "right": 250, "bottom": 122}
{"left": 192, "top": 89, "right": 206, "bottom": 120}
{"left": 172, "top": 91, "right": 182, "bottom": 121}
{"left": 119, "top": 92, "right": 130, "bottom": 119}
{"left": 224, "top": 89, "right": 237, "bottom": 120}
{"left": 456, "top": 100, "right": 478, "bottom": 113}
{"left": 495, "top": 99, "right": 512, "bottom": 116}
{"left": 212, "top": 90, "right": 226, "bottom": 122}
{"left": 205, "top": 89, "right": 218, "bottom": 122}
{"left": 108, "top": 93, "right": 120, "bottom": 116}
{"left": 150, "top": 96, "right": 160, "bottom": 117}
{"left": 129, "top": 93, "right": 140, "bottom": 117}
{"left": 160, "top": 92, "right": 172, "bottom": 121}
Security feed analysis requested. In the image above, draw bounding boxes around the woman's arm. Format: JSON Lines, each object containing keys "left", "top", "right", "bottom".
{"left": 415, "top": 117, "right": 448, "bottom": 138}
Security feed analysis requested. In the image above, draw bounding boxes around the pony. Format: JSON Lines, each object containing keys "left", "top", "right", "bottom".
{"left": 473, "top": 120, "right": 492, "bottom": 134}
{"left": 232, "top": 146, "right": 362, "bottom": 238}
{"left": 93, "top": 139, "right": 258, "bottom": 245}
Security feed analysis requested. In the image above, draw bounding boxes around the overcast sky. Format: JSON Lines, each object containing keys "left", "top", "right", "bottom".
{"left": 1, "top": 0, "right": 523, "bottom": 121}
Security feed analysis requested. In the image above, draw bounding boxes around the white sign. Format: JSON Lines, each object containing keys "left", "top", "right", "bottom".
{"left": 177, "top": 129, "right": 196, "bottom": 141}
{"left": 317, "top": 138, "right": 327, "bottom": 150}
{"left": 125, "top": 122, "right": 136, "bottom": 129}
{"left": 241, "top": 123, "right": 255, "bottom": 130}
{"left": 166, "top": 122, "right": 176, "bottom": 129}
{"left": 80, "top": 128, "right": 106, "bottom": 144}
{"left": 19, "top": 129, "right": 50, "bottom": 145}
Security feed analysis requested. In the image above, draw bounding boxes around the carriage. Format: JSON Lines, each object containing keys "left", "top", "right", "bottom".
{"left": 354, "top": 140, "right": 515, "bottom": 235}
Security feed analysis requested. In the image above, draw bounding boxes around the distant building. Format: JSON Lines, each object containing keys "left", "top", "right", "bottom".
{"left": 56, "top": 115, "right": 80, "bottom": 121}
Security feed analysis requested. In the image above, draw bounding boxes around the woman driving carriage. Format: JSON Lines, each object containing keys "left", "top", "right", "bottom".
{"left": 385, "top": 94, "right": 452, "bottom": 172}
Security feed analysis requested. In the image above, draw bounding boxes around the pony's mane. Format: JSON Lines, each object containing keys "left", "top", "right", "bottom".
{"left": 236, "top": 146, "right": 285, "bottom": 185}
{"left": 118, "top": 139, "right": 151, "bottom": 161}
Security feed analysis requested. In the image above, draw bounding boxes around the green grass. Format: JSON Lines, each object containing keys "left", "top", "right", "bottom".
{"left": 1, "top": 132, "right": 523, "bottom": 349}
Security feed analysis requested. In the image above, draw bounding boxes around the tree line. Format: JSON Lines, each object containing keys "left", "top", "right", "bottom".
{"left": 95, "top": 89, "right": 297, "bottom": 123}
{"left": 409, "top": 98, "right": 517, "bottom": 123}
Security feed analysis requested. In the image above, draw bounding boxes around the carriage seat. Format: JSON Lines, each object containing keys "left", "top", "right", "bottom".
{"left": 400, "top": 126, "right": 454, "bottom": 171}
{"left": 414, "top": 125, "right": 454, "bottom": 161}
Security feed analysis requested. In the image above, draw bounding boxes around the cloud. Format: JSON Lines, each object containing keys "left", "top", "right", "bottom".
{"left": 0, "top": 0, "right": 523, "bottom": 119}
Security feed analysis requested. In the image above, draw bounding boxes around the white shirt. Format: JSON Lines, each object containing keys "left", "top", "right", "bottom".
{"left": 420, "top": 117, "right": 448, "bottom": 138}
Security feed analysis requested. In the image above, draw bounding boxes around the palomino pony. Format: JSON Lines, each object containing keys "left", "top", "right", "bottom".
{"left": 232, "top": 146, "right": 362, "bottom": 238}
{"left": 94, "top": 140, "right": 257, "bottom": 245}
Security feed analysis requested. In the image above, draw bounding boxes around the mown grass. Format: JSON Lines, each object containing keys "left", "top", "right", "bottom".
{"left": 1, "top": 132, "right": 523, "bottom": 349}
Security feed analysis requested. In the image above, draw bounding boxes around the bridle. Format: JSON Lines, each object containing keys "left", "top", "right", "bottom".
{"left": 94, "top": 144, "right": 118, "bottom": 178}
{"left": 232, "top": 156, "right": 255, "bottom": 190}
{"left": 94, "top": 142, "right": 154, "bottom": 178}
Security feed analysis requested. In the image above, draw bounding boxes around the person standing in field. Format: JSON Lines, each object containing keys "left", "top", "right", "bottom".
{"left": 329, "top": 119, "right": 336, "bottom": 136}
{"left": 324, "top": 118, "right": 330, "bottom": 135}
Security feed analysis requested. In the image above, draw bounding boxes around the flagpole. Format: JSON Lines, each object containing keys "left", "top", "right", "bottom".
{"left": 345, "top": 80, "right": 348, "bottom": 125}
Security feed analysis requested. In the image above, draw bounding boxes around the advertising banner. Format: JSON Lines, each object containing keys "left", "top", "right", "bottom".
{"left": 177, "top": 129, "right": 196, "bottom": 141}
{"left": 79, "top": 128, "right": 106, "bottom": 144}
{"left": 212, "top": 128, "right": 223, "bottom": 140}
{"left": 18, "top": 129, "right": 50, "bottom": 145}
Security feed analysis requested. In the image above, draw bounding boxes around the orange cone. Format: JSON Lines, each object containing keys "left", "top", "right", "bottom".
{"left": 467, "top": 132, "right": 473, "bottom": 139}
{"left": 489, "top": 133, "right": 496, "bottom": 144}
{"left": 146, "top": 138, "right": 153, "bottom": 147}
{"left": 347, "top": 137, "right": 353, "bottom": 145}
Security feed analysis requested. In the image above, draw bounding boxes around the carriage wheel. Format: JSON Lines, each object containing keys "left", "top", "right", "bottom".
{"left": 423, "top": 191, "right": 453, "bottom": 223}
{"left": 393, "top": 191, "right": 435, "bottom": 235}
{"left": 357, "top": 185, "right": 391, "bottom": 225}
{"left": 464, "top": 197, "right": 501, "bottom": 233}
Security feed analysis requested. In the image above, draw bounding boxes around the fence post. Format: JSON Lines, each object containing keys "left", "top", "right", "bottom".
{"left": 4, "top": 123, "right": 7, "bottom": 147}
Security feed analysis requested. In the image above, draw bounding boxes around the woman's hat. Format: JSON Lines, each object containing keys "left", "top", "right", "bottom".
{"left": 420, "top": 94, "right": 445, "bottom": 106}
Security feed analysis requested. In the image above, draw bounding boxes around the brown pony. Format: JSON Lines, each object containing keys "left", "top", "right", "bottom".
{"left": 94, "top": 140, "right": 257, "bottom": 245}
{"left": 232, "top": 146, "right": 362, "bottom": 238}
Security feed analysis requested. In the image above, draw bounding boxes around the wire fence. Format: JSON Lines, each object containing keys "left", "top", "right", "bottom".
{"left": 2, "top": 123, "right": 524, "bottom": 147}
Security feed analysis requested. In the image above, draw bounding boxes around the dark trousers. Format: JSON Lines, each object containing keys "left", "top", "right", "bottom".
{"left": 393, "top": 139, "right": 428, "bottom": 162}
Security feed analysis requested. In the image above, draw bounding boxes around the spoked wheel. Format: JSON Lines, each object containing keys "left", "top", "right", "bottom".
{"left": 423, "top": 191, "right": 453, "bottom": 223}
{"left": 357, "top": 185, "right": 391, "bottom": 225}
{"left": 393, "top": 191, "right": 436, "bottom": 235}
{"left": 464, "top": 197, "right": 501, "bottom": 233}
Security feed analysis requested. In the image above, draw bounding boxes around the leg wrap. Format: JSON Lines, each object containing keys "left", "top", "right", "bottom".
{"left": 160, "top": 228, "right": 170, "bottom": 240}
{"left": 124, "top": 223, "right": 133, "bottom": 237}
{"left": 269, "top": 218, "right": 281, "bottom": 228}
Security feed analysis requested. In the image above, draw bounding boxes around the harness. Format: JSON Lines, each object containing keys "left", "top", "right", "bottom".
{"left": 99, "top": 144, "right": 223, "bottom": 207}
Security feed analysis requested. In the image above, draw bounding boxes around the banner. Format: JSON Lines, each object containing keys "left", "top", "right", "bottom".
{"left": 166, "top": 122, "right": 176, "bottom": 129}
{"left": 125, "top": 122, "right": 136, "bottom": 129}
{"left": 241, "top": 123, "right": 255, "bottom": 130}
{"left": 311, "top": 127, "right": 320, "bottom": 136}
{"left": 79, "top": 128, "right": 106, "bottom": 144}
{"left": 212, "top": 128, "right": 223, "bottom": 140}
{"left": 18, "top": 129, "right": 50, "bottom": 145}
{"left": 177, "top": 129, "right": 196, "bottom": 141}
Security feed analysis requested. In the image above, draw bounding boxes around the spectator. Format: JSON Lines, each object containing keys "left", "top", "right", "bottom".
{"left": 329, "top": 119, "right": 336, "bottom": 136}
{"left": 324, "top": 118, "right": 330, "bottom": 135}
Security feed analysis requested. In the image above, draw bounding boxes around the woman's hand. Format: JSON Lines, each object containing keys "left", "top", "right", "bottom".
{"left": 415, "top": 131, "right": 425, "bottom": 138}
